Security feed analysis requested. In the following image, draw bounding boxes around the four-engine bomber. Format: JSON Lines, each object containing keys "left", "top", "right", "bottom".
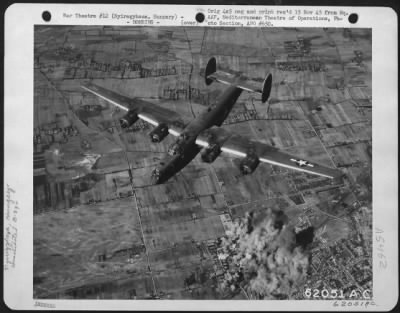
{"left": 81, "top": 57, "right": 342, "bottom": 185}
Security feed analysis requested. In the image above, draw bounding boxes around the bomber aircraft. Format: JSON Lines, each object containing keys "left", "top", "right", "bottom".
{"left": 81, "top": 57, "right": 342, "bottom": 184}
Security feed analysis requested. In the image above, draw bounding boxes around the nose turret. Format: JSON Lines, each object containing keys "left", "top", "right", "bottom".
{"left": 168, "top": 134, "right": 187, "bottom": 156}
{"left": 168, "top": 143, "right": 180, "bottom": 156}
{"left": 151, "top": 168, "right": 162, "bottom": 184}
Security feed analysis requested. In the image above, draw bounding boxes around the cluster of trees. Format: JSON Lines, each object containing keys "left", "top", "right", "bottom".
{"left": 218, "top": 209, "right": 310, "bottom": 299}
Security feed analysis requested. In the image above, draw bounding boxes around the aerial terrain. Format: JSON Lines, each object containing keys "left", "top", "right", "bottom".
{"left": 33, "top": 26, "right": 372, "bottom": 299}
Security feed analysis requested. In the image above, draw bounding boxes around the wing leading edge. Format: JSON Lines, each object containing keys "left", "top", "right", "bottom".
{"left": 82, "top": 83, "right": 341, "bottom": 179}
{"left": 81, "top": 83, "right": 187, "bottom": 136}
{"left": 196, "top": 126, "right": 342, "bottom": 179}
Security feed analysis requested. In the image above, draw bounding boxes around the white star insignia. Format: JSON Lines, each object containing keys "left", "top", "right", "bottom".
{"left": 290, "top": 158, "right": 314, "bottom": 168}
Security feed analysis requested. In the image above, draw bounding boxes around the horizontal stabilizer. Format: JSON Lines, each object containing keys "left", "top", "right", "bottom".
{"left": 208, "top": 70, "right": 238, "bottom": 87}
{"left": 204, "top": 57, "right": 272, "bottom": 103}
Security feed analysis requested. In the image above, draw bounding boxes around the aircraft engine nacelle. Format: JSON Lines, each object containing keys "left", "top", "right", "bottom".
{"left": 120, "top": 111, "right": 139, "bottom": 129}
{"left": 201, "top": 144, "right": 221, "bottom": 163}
{"left": 239, "top": 154, "right": 260, "bottom": 175}
{"left": 149, "top": 123, "right": 169, "bottom": 142}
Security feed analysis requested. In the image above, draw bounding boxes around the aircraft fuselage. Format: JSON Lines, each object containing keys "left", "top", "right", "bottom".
{"left": 187, "top": 85, "right": 244, "bottom": 131}
{"left": 152, "top": 86, "right": 243, "bottom": 184}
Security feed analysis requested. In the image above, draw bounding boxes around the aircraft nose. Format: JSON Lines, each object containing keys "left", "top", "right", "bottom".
{"left": 151, "top": 176, "right": 159, "bottom": 185}
{"left": 151, "top": 169, "right": 161, "bottom": 184}
{"left": 120, "top": 119, "right": 128, "bottom": 129}
{"left": 168, "top": 148, "right": 176, "bottom": 156}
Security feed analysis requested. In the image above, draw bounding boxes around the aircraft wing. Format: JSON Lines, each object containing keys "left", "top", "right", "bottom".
{"left": 195, "top": 126, "right": 342, "bottom": 179}
{"left": 81, "top": 82, "right": 187, "bottom": 136}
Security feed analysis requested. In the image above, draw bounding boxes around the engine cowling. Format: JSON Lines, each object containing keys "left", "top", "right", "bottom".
{"left": 119, "top": 111, "right": 139, "bottom": 129}
{"left": 201, "top": 143, "right": 221, "bottom": 163}
{"left": 149, "top": 123, "right": 169, "bottom": 142}
{"left": 239, "top": 154, "right": 260, "bottom": 175}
